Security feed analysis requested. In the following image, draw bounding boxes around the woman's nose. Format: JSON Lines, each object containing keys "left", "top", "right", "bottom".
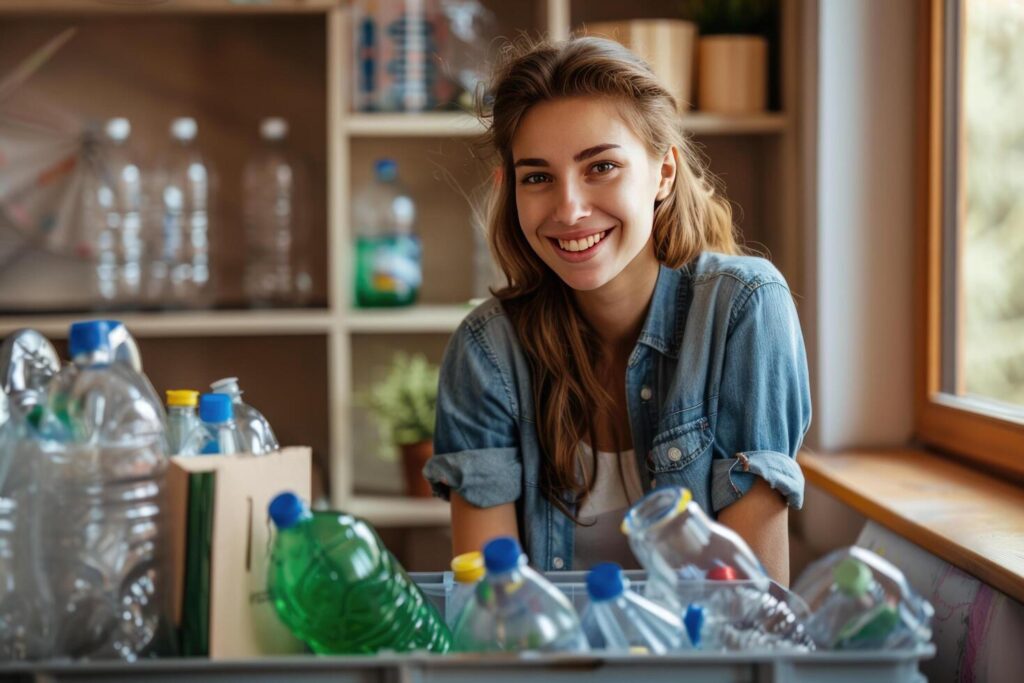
{"left": 552, "top": 179, "right": 591, "bottom": 226}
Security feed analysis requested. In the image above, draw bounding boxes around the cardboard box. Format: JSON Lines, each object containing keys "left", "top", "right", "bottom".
{"left": 167, "top": 447, "right": 312, "bottom": 658}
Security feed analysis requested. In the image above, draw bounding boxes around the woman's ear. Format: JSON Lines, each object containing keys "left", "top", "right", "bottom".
{"left": 656, "top": 146, "right": 678, "bottom": 201}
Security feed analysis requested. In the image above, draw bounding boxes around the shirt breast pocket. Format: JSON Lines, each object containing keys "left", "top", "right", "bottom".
{"left": 647, "top": 415, "right": 713, "bottom": 474}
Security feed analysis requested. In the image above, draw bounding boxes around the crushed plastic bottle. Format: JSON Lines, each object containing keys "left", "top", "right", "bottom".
{"left": 267, "top": 491, "right": 450, "bottom": 654}
{"left": 452, "top": 536, "right": 588, "bottom": 653}
{"left": 623, "top": 486, "right": 814, "bottom": 652}
{"left": 447, "top": 551, "right": 484, "bottom": 630}
{"left": 209, "top": 377, "right": 277, "bottom": 455}
{"left": 165, "top": 390, "right": 200, "bottom": 456}
{"left": 580, "top": 562, "right": 686, "bottom": 653}
{"left": 793, "top": 546, "right": 933, "bottom": 650}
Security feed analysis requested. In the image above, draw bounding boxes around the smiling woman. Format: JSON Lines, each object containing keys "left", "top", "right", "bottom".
{"left": 423, "top": 36, "right": 810, "bottom": 583}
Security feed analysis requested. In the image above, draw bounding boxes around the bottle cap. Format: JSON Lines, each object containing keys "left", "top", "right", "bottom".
{"left": 260, "top": 117, "right": 288, "bottom": 140}
{"left": 166, "top": 390, "right": 199, "bottom": 408}
{"left": 105, "top": 117, "right": 131, "bottom": 141}
{"left": 68, "top": 320, "right": 112, "bottom": 358}
{"left": 451, "top": 551, "right": 485, "bottom": 584}
{"left": 586, "top": 562, "right": 625, "bottom": 601}
{"left": 482, "top": 536, "right": 523, "bottom": 574}
{"left": 684, "top": 604, "right": 705, "bottom": 648}
{"left": 374, "top": 158, "right": 398, "bottom": 182}
{"left": 707, "top": 563, "right": 739, "bottom": 581}
{"left": 210, "top": 376, "right": 242, "bottom": 397}
{"left": 268, "top": 491, "right": 308, "bottom": 529}
{"left": 171, "top": 117, "right": 198, "bottom": 141}
{"left": 199, "top": 392, "right": 233, "bottom": 423}
{"left": 834, "top": 557, "right": 872, "bottom": 597}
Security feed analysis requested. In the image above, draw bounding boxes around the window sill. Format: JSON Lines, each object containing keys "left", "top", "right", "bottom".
{"left": 800, "top": 447, "right": 1024, "bottom": 604}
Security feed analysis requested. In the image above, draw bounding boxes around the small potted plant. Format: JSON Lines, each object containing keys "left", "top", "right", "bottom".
{"left": 690, "top": 0, "right": 776, "bottom": 114}
{"left": 362, "top": 352, "right": 440, "bottom": 497}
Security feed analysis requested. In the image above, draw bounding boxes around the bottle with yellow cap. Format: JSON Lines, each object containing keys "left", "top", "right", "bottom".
{"left": 165, "top": 389, "right": 200, "bottom": 455}
{"left": 447, "top": 551, "right": 484, "bottom": 629}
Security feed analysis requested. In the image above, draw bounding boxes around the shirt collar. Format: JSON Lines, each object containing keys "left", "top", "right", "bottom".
{"left": 635, "top": 263, "right": 688, "bottom": 359}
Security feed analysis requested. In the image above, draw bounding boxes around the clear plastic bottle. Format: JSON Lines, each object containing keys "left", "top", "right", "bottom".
{"left": 209, "top": 377, "right": 278, "bottom": 455}
{"left": 195, "top": 393, "right": 242, "bottom": 455}
{"left": 0, "top": 328, "right": 61, "bottom": 430}
{"left": 622, "top": 486, "right": 814, "bottom": 652}
{"left": 452, "top": 536, "right": 588, "bottom": 653}
{"left": 267, "top": 491, "right": 451, "bottom": 654}
{"left": 165, "top": 390, "right": 200, "bottom": 456}
{"left": 447, "top": 550, "right": 484, "bottom": 630}
{"left": 580, "top": 562, "right": 686, "bottom": 653}
{"left": 353, "top": 159, "right": 421, "bottom": 307}
{"left": 243, "top": 117, "right": 311, "bottom": 307}
{"left": 153, "top": 117, "right": 213, "bottom": 308}
{"left": 99, "top": 118, "right": 145, "bottom": 306}
{"left": 35, "top": 320, "right": 171, "bottom": 660}
{"left": 794, "top": 547, "right": 933, "bottom": 650}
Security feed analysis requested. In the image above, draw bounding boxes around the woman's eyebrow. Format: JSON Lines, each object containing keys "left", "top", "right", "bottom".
{"left": 513, "top": 143, "right": 621, "bottom": 168}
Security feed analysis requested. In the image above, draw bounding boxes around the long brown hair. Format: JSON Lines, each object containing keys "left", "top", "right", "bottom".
{"left": 478, "top": 35, "right": 740, "bottom": 516}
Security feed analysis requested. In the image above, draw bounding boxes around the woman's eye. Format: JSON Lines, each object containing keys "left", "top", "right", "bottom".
{"left": 591, "top": 161, "right": 617, "bottom": 174}
{"left": 521, "top": 173, "right": 550, "bottom": 185}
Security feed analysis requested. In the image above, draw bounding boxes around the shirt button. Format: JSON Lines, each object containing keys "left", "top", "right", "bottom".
{"left": 640, "top": 386, "right": 653, "bottom": 401}
{"left": 668, "top": 447, "right": 683, "bottom": 462}
{"left": 552, "top": 556, "right": 565, "bottom": 569}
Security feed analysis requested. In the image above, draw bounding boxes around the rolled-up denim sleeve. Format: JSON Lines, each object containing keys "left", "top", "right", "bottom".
{"left": 711, "top": 281, "right": 811, "bottom": 512}
{"left": 423, "top": 320, "right": 522, "bottom": 508}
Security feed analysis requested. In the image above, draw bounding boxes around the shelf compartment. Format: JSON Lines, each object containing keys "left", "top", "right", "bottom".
{"left": 345, "top": 304, "right": 471, "bottom": 334}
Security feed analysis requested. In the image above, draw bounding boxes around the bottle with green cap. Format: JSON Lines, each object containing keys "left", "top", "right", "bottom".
{"left": 447, "top": 551, "right": 484, "bottom": 629}
{"left": 165, "top": 390, "right": 200, "bottom": 455}
{"left": 267, "top": 491, "right": 450, "bottom": 654}
{"left": 794, "top": 546, "right": 934, "bottom": 650}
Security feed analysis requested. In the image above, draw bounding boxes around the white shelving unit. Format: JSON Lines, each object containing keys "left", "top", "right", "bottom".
{"left": 0, "top": 0, "right": 804, "bottom": 529}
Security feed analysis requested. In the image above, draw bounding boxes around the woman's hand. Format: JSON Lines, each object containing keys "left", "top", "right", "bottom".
{"left": 451, "top": 492, "right": 520, "bottom": 556}
{"left": 717, "top": 478, "right": 791, "bottom": 585}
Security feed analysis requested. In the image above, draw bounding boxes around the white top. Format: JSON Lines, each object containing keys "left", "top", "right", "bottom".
{"left": 573, "top": 443, "right": 644, "bottom": 570}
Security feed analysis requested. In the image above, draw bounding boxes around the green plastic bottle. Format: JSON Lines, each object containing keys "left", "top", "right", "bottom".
{"left": 267, "top": 492, "right": 451, "bottom": 654}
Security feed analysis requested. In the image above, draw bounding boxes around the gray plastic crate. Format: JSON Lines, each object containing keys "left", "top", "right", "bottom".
{"left": 0, "top": 571, "right": 934, "bottom": 683}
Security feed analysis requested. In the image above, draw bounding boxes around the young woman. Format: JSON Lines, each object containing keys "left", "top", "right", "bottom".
{"left": 424, "top": 37, "right": 810, "bottom": 584}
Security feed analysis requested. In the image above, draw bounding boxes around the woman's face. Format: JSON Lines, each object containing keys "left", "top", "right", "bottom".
{"left": 511, "top": 96, "right": 674, "bottom": 292}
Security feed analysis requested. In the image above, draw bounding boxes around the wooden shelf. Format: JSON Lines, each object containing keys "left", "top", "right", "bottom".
{"left": 802, "top": 447, "right": 1024, "bottom": 605}
{"left": 0, "top": 0, "right": 337, "bottom": 14}
{"left": 345, "top": 304, "right": 472, "bottom": 334}
{"left": 0, "top": 309, "right": 335, "bottom": 339}
{"left": 346, "top": 495, "right": 451, "bottom": 527}
{"left": 345, "top": 112, "right": 487, "bottom": 138}
{"left": 344, "top": 111, "right": 789, "bottom": 138}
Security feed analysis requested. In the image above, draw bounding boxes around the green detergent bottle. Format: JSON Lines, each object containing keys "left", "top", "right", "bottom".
{"left": 267, "top": 492, "right": 451, "bottom": 654}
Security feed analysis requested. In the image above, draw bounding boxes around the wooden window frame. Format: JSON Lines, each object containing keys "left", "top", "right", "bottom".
{"left": 916, "top": 0, "right": 1024, "bottom": 479}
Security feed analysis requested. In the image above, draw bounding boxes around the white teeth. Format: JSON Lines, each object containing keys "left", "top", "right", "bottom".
{"left": 557, "top": 230, "right": 608, "bottom": 252}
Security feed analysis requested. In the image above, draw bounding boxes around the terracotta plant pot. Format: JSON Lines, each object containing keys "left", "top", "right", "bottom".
{"left": 400, "top": 440, "right": 434, "bottom": 498}
{"left": 697, "top": 35, "right": 768, "bottom": 114}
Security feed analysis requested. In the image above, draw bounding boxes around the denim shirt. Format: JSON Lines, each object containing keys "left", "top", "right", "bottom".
{"left": 425, "top": 252, "right": 811, "bottom": 571}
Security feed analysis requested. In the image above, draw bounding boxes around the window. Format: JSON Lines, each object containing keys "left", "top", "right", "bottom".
{"left": 917, "top": 0, "right": 1024, "bottom": 475}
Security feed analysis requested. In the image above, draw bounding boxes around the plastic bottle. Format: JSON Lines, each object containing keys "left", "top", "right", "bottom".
{"left": 36, "top": 320, "right": 171, "bottom": 660}
{"left": 447, "top": 551, "right": 484, "bottom": 630}
{"left": 267, "top": 491, "right": 451, "bottom": 654}
{"left": 0, "top": 328, "right": 60, "bottom": 435}
{"left": 209, "top": 377, "right": 278, "bottom": 455}
{"left": 580, "top": 562, "right": 686, "bottom": 653}
{"left": 622, "top": 486, "right": 814, "bottom": 652}
{"left": 153, "top": 117, "right": 213, "bottom": 307}
{"left": 242, "top": 117, "right": 311, "bottom": 307}
{"left": 354, "top": 159, "right": 421, "bottom": 307}
{"left": 452, "top": 536, "right": 588, "bottom": 653}
{"left": 794, "top": 547, "right": 933, "bottom": 650}
{"left": 165, "top": 390, "right": 200, "bottom": 456}
{"left": 196, "top": 393, "right": 242, "bottom": 455}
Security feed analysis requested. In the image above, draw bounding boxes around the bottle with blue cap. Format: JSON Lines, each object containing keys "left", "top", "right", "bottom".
{"left": 27, "top": 319, "right": 173, "bottom": 660}
{"left": 194, "top": 393, "right": 242, "bottom": 455}
{"left": 580, "top": 562, "right": 687, "bottom": 653}
{"left": 210, "top": 377, "right": 278, "bottom": 455}
{"left": 353, "top": 158, "right": 421, "bottom": 307}
{"left": 451, "top": 536, "right": 588, "bottom": 653}
{"left": 266, "top": 491, "right": 450, "bottom": 654}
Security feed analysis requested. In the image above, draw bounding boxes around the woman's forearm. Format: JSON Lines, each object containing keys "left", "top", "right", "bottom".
{"left": 717, "top": 477, "right": 791, "bottom": 585}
